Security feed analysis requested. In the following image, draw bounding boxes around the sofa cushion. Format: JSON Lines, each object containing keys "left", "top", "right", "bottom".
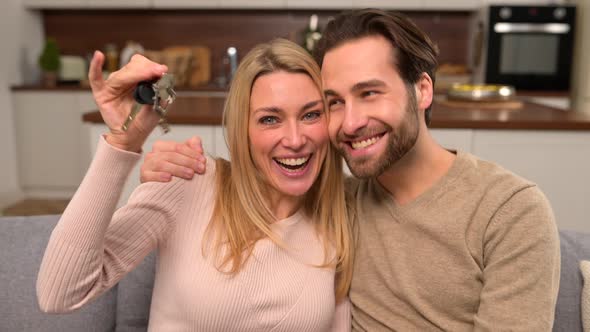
{"left": 115, "top": 251, "right": 156, "bottom": 332}
{"left": 581, "top": 261, "right": 590, "bottom": 332}
{"left": 554, "top": 230, "right": 590, "bottom": 332}
{"left": 0, "top": 215, "right": 117, "bottom": 332}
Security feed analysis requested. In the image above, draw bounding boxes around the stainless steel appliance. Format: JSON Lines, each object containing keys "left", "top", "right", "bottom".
{"left": 470, "top": 5, "right": 576, "bottom": 91}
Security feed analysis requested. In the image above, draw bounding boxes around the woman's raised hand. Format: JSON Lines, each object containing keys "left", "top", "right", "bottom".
{"left": 88, "top": 51, "right": 168, "bottom": 152}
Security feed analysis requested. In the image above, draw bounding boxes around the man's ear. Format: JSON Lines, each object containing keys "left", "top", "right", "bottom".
{"left": 415, "top": 72, "right": 434, "bottom": 110}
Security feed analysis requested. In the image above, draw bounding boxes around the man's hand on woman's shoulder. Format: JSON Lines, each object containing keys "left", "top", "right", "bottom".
{"left": 140, "top": 136, "right": 207, "bottom": 183}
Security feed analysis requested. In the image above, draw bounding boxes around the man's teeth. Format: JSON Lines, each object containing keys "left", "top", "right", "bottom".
{"left": 276, "top": 156, "right": 309, "bottom": 166}
{"left": 351, "top": 136, "right": 379, "bottom": 150}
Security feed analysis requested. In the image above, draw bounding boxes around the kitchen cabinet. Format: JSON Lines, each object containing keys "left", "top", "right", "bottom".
{"left": 423, "top": 0, "right": 482, "bottom": 10}
{"left": 23, "top": 0, "right": 86, "bottom": 8}
{"left": 89, "top": 124, "right": 223, "bottom": 207}
{"left": 219, "top": 0, "right": 285, "bottom": 8}
{"left": 24, "top": 0, "right": 153, "bottom": 8}
{"left": 472, "top": 130, "right": 590, "bottom": 233}
{"left": 13, "top": 91, "right": 95, "bottom": 198}
{"left": 430, "top": 129, "right": 473, "bottom": 152}
{"left": 287, "top": 0, "right": 352, "bottom": 9}
{"left": 351, "top": 0, "right": 424, "bottom": 10}
{"left": 87, "top": 0, "right": 153, "bottom": 8}
{"left": 152, "top": 0, "right": 218, "bottom": 8}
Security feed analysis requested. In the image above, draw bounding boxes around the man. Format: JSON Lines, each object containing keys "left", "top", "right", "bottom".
{"left": 140, "top": 9, "right": 560, "bottom": 331}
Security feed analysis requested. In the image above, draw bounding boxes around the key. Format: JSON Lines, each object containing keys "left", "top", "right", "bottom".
{"left": 121, "top": 102, "right": 143, "bottom": 132}
{"left": 121, "top": 80, "right": 157, "bottom": 132}
{"left": 152, "top": 74, "right": 176, "bottom": 134}
{"left": 121, "top": 74, "right": 176, "bottom": 133}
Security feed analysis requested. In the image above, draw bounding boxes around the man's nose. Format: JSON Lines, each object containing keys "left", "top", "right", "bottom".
{"left": 282, "top": 122, "right": 306, "bottom": 149}
{"left": 341, "top": 102, "right": 369, "bottom": 136}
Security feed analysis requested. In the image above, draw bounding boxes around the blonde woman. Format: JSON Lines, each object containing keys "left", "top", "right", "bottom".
{"left": 37, "top": 39, "right": 353, "bottom": 331}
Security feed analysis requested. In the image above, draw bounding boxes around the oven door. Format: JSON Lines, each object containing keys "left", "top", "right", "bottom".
{"left": 485, "top": 21, "right": 575, "bottom": 91}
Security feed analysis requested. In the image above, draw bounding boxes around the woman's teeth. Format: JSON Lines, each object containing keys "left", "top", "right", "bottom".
{"left": 351, "top": 136, "right": 380, "bottom": 150}
{"left": 275, "top": 156, "right": 310, "bottom": 171}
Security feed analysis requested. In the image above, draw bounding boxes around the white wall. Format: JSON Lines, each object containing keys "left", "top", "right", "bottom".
{"left": 0, "top": 0, "right": 43, "bottom": 206}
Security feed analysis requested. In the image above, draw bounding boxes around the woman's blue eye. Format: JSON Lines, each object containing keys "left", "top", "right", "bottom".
{"left": 259, "top": 116, "right": 278, "bottom": 125}
{"left": 303, "top": 111, "right": 322, "bottom": 121}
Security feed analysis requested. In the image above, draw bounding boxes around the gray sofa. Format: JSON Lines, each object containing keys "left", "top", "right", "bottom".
{"left": 1, "top": 214, "right": 588, "bottom": 331}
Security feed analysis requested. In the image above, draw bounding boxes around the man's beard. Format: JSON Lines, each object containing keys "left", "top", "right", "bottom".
{"left": 337, "top": 92, "right": 420, "bottom": 179}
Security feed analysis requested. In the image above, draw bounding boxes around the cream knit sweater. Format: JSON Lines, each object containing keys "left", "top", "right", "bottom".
{"left": 37, "top": 136, "right": 351, "bottom": 331}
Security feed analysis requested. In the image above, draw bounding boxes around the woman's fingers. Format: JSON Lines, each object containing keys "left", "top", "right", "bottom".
{"left": 88, "top": 51, "right": 105, "bottom": 92}
{"left": 111, "top": 54, "right": 168, "bottom": 88}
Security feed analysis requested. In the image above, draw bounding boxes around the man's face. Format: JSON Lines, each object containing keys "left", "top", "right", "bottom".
{"left": 321, "top": 35, "right": 420, "bottom": 178}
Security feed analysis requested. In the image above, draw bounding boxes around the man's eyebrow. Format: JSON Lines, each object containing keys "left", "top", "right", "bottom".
{"left": 323, "top": 79, "right": 386, "bottom": 98}
{"left": 323, "top": 90, "right": 340, "bottom": 98}
{"left": 351, "top": 79, "right": 386, "bottom": 92}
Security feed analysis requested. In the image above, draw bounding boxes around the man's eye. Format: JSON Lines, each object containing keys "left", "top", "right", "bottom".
{"left": 361, "top": 90, "right": 378, "bottom": 98}
{"left": 303, "top": 111, "right": 322, "bottom": 121}
{"left": 259, "top": 116, "right": 278, "bottom": 125}
{"left": 328, "top": 99, "right": 344, "bottom": 109}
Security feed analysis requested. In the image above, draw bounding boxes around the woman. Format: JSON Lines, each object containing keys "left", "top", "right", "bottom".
{"left": 37, "top": 39, "right": 353, "bottom": 331}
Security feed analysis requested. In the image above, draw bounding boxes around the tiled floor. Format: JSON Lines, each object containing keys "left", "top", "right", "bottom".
{"left": 2, "top": 199, "right": 70, "bottom": 216}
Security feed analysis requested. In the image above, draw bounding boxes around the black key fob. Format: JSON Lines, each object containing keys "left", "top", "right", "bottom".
{"left": 133, "top": 81, "right": 156, "bottom": 105}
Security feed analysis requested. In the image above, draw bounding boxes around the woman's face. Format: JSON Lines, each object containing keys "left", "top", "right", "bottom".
{"left": 248, "top": 71, "right": 329, "bottom": 199}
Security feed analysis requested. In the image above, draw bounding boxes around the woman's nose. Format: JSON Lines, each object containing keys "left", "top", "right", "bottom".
{"left": 282, "top": 123, "right": 306, "bottom": 150}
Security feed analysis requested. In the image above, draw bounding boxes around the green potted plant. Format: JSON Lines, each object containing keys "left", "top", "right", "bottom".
{"left": 38, "top": 38, "right": 60, "bottom": 87}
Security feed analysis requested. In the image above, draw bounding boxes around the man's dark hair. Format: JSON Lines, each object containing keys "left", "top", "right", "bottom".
{"left": 314, "top": 9, "right": 439, "bottom": 126}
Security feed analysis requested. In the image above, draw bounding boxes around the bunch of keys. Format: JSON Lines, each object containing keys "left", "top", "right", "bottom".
{"left": 121, "top": 73, "right": 177, "bottom": 134}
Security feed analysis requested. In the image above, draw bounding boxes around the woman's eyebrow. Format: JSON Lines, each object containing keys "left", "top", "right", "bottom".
{"left": 253, "top": 106, "right": 282, "bottom": 114}
{"left": 301, "top": 99, "right": 323, "bottom": 111}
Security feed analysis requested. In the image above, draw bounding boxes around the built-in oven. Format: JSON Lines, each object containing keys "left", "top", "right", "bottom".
{"left": 471, "top": 5, "right": 576, "bottom": 91}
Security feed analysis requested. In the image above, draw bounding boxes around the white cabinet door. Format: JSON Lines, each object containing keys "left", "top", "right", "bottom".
{"left": 23, "top": 0, "right": 87, "bottom": 8}
{"left": 152, "top": 0, "right": 219, "bottom": 8}
{"left": 89, "top": 124, "right": 218, "bottom": 206}
{"left": 352, "top": 0, "right": 424, "bottom": 10}
{"left": 472, "top": 130, "right": 590, "bottom": 233}
{"left": 14, "top": 92, "right": 87, "bottom": 197}
{"left": 430, "top": 129, "right": 473, "bottom": 152}
{"left": 287, "top": 0, "right": 352, "bottom": 9}
{"left": 87, "top": 0, "right": 152, "bottom": 8}
{"left": 219, "top": 0, "right": 285, "bottom": 8}
{"left": 213, "top": 126, "right": 230, "bottom": 161}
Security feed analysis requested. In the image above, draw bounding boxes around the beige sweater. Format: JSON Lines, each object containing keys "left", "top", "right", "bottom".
{"left": 37, "top": 136, "right": 351, "bottom": 331}
{"left": 347, "top": 151, "right": 560, "bottom": 331}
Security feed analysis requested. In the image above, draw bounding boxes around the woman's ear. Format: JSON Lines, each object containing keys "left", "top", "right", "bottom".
{"left": 415, "top": 72, "right": 434, "bottom": 111}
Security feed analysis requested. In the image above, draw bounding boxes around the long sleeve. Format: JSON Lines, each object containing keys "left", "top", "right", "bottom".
{"left": 330, "top": 296, "right": 352, "bottom": 332}
{"left": 474, "top": 186, "right": 560, "bottom": 331}
{"left": 37, "top": 136, "right": 186, "bottom": 313}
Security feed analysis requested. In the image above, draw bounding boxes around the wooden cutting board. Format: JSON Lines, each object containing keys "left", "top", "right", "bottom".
{"left": 189, "top": 46, "right": 211, "bottom": 87}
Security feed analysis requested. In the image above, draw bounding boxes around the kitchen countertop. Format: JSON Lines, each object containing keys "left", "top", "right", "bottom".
{"left": 81, "top": 96, "right": 590, "bottom": 130}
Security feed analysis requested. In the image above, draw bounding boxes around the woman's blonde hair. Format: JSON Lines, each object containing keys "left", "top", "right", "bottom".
{"left": 205, "top": 38, "right": 353, "bottom": 302}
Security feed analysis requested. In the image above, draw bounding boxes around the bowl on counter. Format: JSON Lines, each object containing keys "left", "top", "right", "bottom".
{"left": 447, "top": 84, "right": 516, "bottom": 102}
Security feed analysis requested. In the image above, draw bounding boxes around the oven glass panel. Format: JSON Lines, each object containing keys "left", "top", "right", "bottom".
{"left": 500, "top": 34, "right": 559, "bottom": 75}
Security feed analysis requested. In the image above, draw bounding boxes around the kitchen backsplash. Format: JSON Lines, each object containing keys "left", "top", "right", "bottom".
{"left": 41, "top": 9, "right": 471, "bottom": 87}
